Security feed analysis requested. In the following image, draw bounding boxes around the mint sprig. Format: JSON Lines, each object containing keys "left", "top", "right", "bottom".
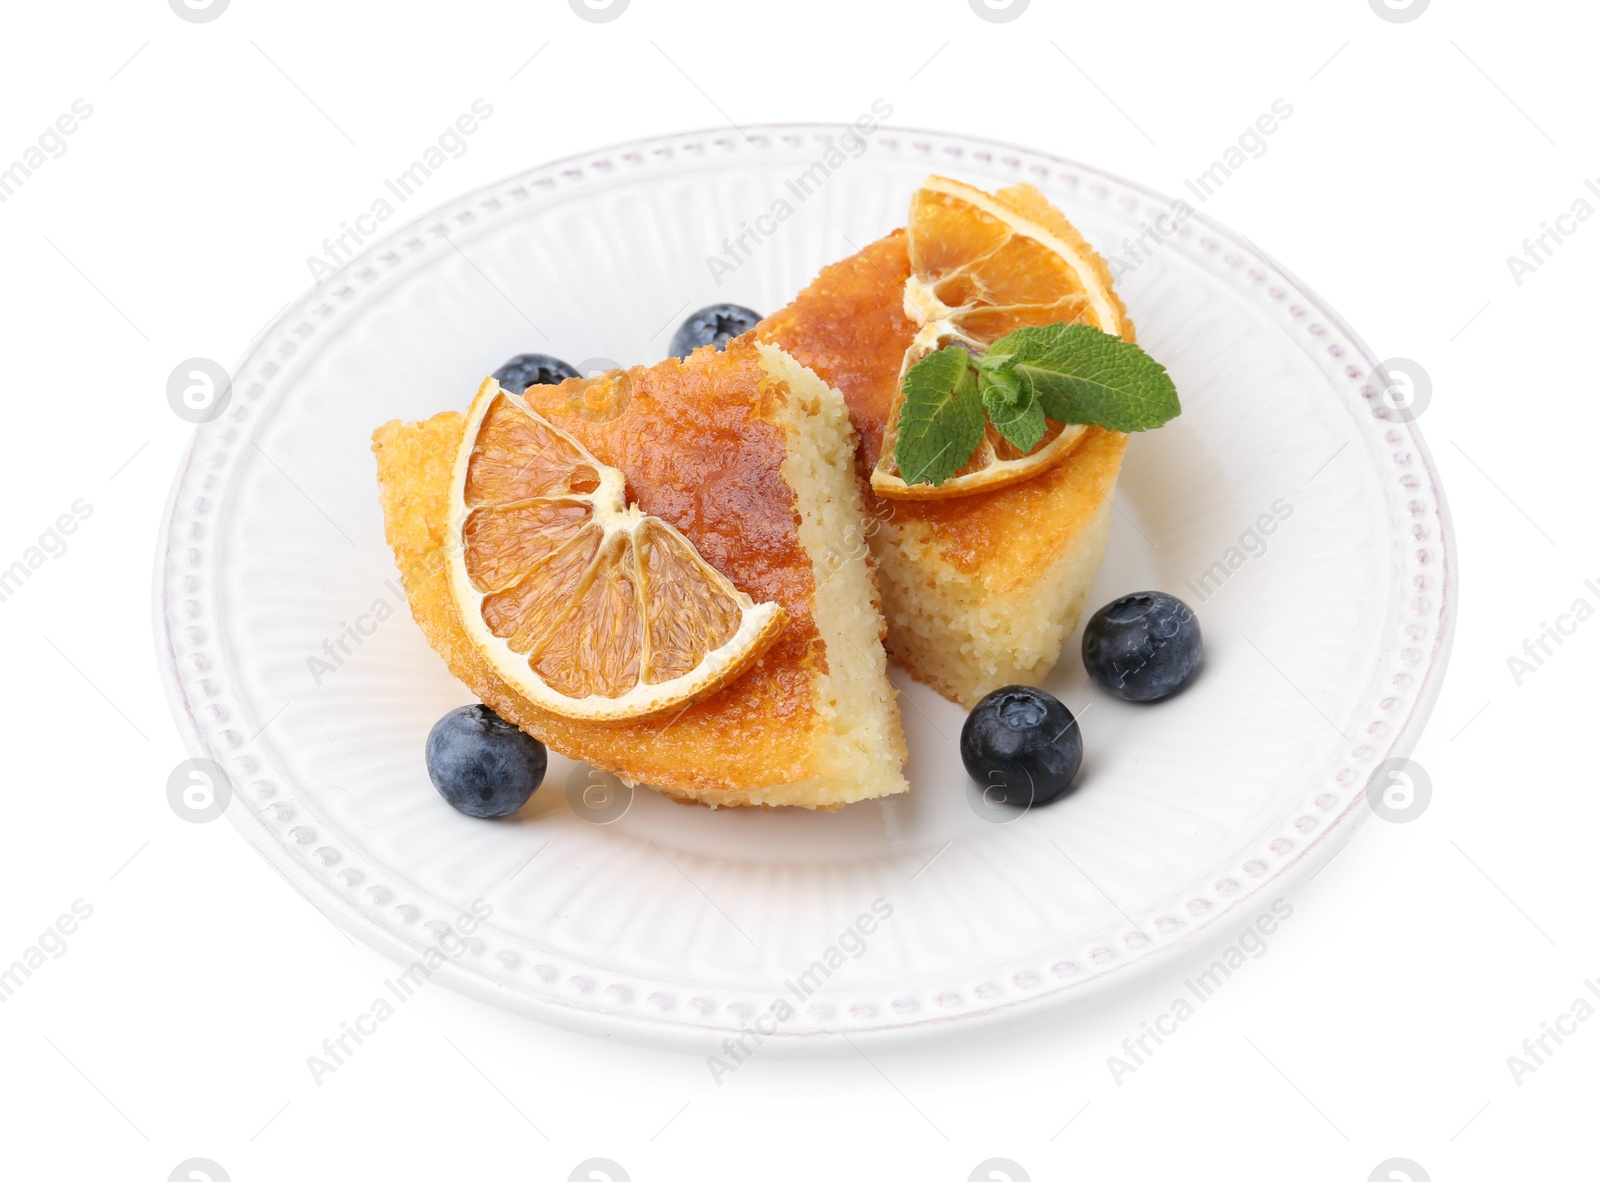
{"left": 892, "top": 324, "right": 1181, "bottom": 486}
{"left": 892, "top": 343, "right": 986, "bottom": 487}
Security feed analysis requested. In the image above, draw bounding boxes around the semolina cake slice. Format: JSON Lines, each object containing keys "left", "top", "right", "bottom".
{"left": 373, "top": 338, "right": 907, "bottom": 809}
{"left": 756, "top": 178, "right": 1134, "bottom": 708}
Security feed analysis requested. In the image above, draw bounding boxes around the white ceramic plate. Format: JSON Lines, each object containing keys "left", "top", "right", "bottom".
{"left": 155, "top": 125, "right": 1455, "bottom": 1049}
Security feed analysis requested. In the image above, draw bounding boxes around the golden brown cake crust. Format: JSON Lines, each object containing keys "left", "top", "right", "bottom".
{"left": 911, "top": 427, "right": 1127, "bottom": 585}
{"left": 755, "top": 230, "right": 914, "bottom": 472}
{"left": 372, "top": 341, "right": 837, "bottom": 794}
{"left": 520, "top": 348, "right": 821, "bottom": 656}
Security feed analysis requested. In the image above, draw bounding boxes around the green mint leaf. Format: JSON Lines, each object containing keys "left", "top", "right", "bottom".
{"left": 980, "top": 365, "right": 1024, "bottom": 406}
{"left": 893, "top": 345, "right": 985, "bottom": 487}
{"left": 981, "top": 377, "right": 1046, "bottom": 452}
{"left": 990, "top": 324, "right": 1180, "bottom": 433}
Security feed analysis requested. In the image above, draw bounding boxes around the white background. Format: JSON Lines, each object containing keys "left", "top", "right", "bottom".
{"left": 1, "top": 0, "right": 1595, "bottom": 1178}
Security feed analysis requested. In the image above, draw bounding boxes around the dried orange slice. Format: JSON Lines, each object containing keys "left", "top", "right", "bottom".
{"left": 872, "top": 175, "right": 1134, "bottom": 500}
{"left": 446, "top": 377, "right": 786, "bottom": 721}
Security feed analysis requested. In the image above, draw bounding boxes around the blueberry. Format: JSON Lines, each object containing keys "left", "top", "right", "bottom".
{"left": 425, "top": 704, "right": 547, "bottom": 818}
{"left": 668, "top": 303, "right": 762, "bottom": 359}
{"left": 960, "top": 686, "right": 1083, "bottom": 807}
{"left": 493, "top": 353, "right": 580, "bottom": 394}
{"left": 1081, "top": 591, "right": 1202, "bottom": 703}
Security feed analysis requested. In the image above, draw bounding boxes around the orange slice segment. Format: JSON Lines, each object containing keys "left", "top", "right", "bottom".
{"left": 446, "top": 378, "right": 786, "bottom": 721}
{"left": 872, "top": 175, "right": 1134, "bottom": 500}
